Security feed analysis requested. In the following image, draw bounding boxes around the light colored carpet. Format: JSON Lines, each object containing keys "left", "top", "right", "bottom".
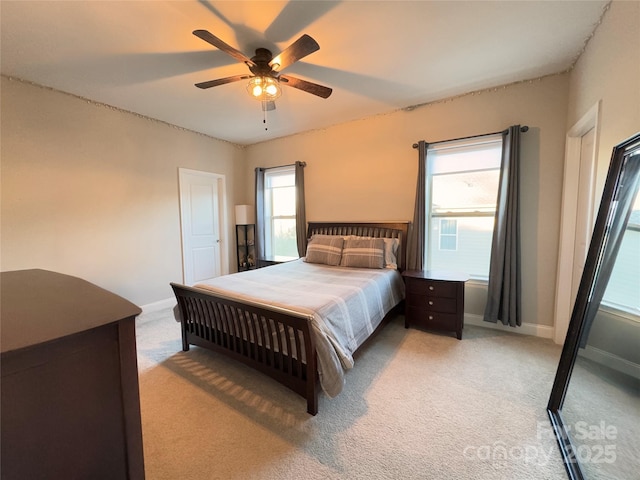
{"left": 135, "top": 309, "right": 568, "bottom": 479}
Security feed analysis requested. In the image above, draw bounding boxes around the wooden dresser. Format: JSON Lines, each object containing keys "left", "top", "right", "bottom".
{"left": 402, "top": 270, "right": 469, "bottom": 339}
{"left": 1, "top": 269, "right": 145, "bottom": 480}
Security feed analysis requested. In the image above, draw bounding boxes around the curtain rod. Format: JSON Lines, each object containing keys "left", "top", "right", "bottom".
{"left": 255, "top": 161, "right": 306, "bottom": 172}
{"left": 412, "top": 126, "right": 529, "bottom": 149}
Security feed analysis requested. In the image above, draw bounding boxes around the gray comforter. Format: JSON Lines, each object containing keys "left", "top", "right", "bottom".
{"left": 194, "top": 259, "right": 405, "bottom": 397}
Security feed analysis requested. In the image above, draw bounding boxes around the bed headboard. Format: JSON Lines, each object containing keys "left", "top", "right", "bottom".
{"left": 306, "top": 221, "right": 410, "bottom": 271}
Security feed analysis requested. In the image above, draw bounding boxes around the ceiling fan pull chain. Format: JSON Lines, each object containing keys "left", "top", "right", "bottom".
{"left": 263, "top": 103, "right": 268, "bottom": 131}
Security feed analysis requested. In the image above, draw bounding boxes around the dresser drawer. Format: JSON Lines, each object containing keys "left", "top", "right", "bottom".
{"left": 405, "top": 278, "right": 457, "bottom": 298}
{"left": 405, "top": 295, "right": 458, "bottom": 313}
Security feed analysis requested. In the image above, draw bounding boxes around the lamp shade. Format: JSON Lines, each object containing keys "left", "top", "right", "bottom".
{"left": 235, "top": 205, "right": 255, "bottom": 225}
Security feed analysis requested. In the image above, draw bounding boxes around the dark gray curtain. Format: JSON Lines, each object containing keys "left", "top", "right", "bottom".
{"left": 254, "top": 167, "right": 266, "bottom": 261}
{"left": 295, "top": 161, "right": 307, "bottom": 257}
{"left": 406, "top": 140, "right": 428, "bottom": 270}
{"left": 579, "top": 154, "right": 640, "bottom": 347}
{"left": 484, "top": 126, "right": 522, "bottom": 327}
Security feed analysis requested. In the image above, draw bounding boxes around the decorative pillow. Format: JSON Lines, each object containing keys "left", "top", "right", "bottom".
{"left": 304, "top": 235, "right": 344, "bottom": 266}
{"left": 340, "top": 237, "right": 385, "bottom": 269}
{"left": 348, "top": 236, "right": 399, "bottom": 269}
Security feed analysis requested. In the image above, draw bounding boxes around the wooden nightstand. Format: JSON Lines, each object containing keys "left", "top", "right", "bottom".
{"left": 402, "top": 270, "right": 469, "bottom": 339}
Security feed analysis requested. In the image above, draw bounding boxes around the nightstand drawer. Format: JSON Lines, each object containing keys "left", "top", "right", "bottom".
{"left": 405, "top": 306, "right": 459, "bottom": 331}
{"left": 405, "top": 279, "right": 457, "bottom": 298}
{"left": 405, "top": 295, "right": 458, "bottom": 313}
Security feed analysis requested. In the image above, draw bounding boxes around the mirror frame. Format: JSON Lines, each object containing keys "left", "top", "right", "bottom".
{"left": 547, "top": 132, "right": 640, "bottom": 480}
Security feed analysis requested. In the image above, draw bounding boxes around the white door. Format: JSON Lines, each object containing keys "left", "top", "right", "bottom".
{"left": 571, "top": 127, "right": 596, "bottom": 301}
{"left": 178, "top": 169, "right": 227, "bottom": 284}
{"left": 554, "top": 102, "right": 599, "bottom": 344}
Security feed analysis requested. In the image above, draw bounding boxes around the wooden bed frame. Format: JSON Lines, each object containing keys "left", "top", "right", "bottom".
{"left": 171, "top": 221, "right": 409, "bottom": 415}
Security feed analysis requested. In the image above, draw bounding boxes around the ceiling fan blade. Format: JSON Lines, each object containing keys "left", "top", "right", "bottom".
{"left": 270, "top": 34, "right": 319, "bottom": 72}
{"left": 193, "top": 30, "right": 256, "bottom": 67}
{"left": 262, "top": 101, "right": 276, "bottom": 112}
{"left": 195, "top": 74, "right": 251, "bottom": 89}
{"left": 279, "top": 74, "right": 332, "bottom": 99}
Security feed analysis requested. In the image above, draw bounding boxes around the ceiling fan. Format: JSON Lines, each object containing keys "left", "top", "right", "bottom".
{"left": 193, "top": 30, "right": 332, "bottom": 111}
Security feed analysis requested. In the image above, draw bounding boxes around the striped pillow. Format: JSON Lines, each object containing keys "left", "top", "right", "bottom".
{"left": 349, "top": 236, "right": 400, "bottom": 269}
{"left": 304, "top": 235, "right": 344, "bottom": 266}
{"left": 340, "top": 237, "right": 385, "bottom": 269}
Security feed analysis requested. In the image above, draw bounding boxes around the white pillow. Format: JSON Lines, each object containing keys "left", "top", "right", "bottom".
{"left": 382, "top": 237, "right": 400, "bottom": 269}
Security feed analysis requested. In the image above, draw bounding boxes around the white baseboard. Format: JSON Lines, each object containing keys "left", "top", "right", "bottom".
{"left": 464, "top": 313, "right": 555, "bottom": 339}
{"left": 139, "top": 301, "right": 556, "bottom": 338}
{"left": 579, "top": 345, "right": 640, "bottom": 380}
{"left": 140, "top": 297, "right": 176, "bottom": 314}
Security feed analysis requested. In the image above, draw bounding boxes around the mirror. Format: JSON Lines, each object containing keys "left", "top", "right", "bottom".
{"left": 548, "top": 132, "right": 640, "bottom": 480}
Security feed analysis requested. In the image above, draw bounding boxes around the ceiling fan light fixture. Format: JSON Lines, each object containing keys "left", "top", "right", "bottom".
{"left": 247, "top": 76, "right": 281, "bottom": 101}
{"left": 193, "top": 30, "right": 331, "bottom": 102}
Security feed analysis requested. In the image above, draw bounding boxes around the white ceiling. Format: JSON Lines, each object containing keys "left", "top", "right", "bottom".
{"left": 1, "top": 1, "right": 609, "bottom": 146}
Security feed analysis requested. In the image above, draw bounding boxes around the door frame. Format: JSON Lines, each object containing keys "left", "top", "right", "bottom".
{"left": 178, "top": 168, "right": 229, "bottom": 284}
{"left": 553, "top": 101, "right": 600, "bottom": 344}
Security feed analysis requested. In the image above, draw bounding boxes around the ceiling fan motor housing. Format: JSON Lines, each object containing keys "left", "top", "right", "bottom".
{"left": 248, "top": 48, "right": 276, "bottom": 76}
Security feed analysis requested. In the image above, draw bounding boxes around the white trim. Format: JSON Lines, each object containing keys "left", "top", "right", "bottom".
{"left": 465, "top": 313, "right": 555, "bottom": 339}
{"left": 140, "top": 302, "right": 559, "bottom": 339}
{"left": 140, "top": 297, "right": 175, "bottom": 314}
{"left": 553, "top": 101, "right": 601, "bottom": 345}
{"left": 578, "top": 346, "right": 640, "bottom": 380}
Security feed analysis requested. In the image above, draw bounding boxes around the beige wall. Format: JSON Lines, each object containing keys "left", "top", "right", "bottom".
{"left": 245, "top": 75, "right": 570, "bottom": 327}
{"left": 1, "top": 77, "right": 245, "bottom": 306}
{"left": 567, "top": 0, "right": 640, "bottom": 194}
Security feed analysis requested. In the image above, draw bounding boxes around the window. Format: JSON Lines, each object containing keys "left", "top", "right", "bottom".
{"left": 439, "top": 219, "right": 458, "bottom": 250}
{"left": 601, "top": 199, "right": 640, "bottom": 315}
{"left": 425, "top": 135, "right": 503, "bottom": 280}
{"left": 264, "top": 166, "right": 299, "bottom": 261}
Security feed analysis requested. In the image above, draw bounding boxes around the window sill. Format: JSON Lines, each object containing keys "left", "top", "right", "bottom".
{"left": 599, "top": 303, "right": 640, "bottom": 324}
{"left": 465, "top": 277, "right": 488, "bottom": 287}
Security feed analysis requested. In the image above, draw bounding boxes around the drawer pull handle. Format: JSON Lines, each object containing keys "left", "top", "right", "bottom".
{"left": 428, "top": 301, "right": 434, "bottom": 306}
{"left": 429, "top": 286, "right": 434, "bottom": 291}
{"left": 428, "top": 315, "right": 434, "bottom": 320}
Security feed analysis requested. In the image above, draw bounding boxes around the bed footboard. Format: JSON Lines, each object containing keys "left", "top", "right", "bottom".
{"left": 170, "top": 282, "right": 319, "bottom": 415}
